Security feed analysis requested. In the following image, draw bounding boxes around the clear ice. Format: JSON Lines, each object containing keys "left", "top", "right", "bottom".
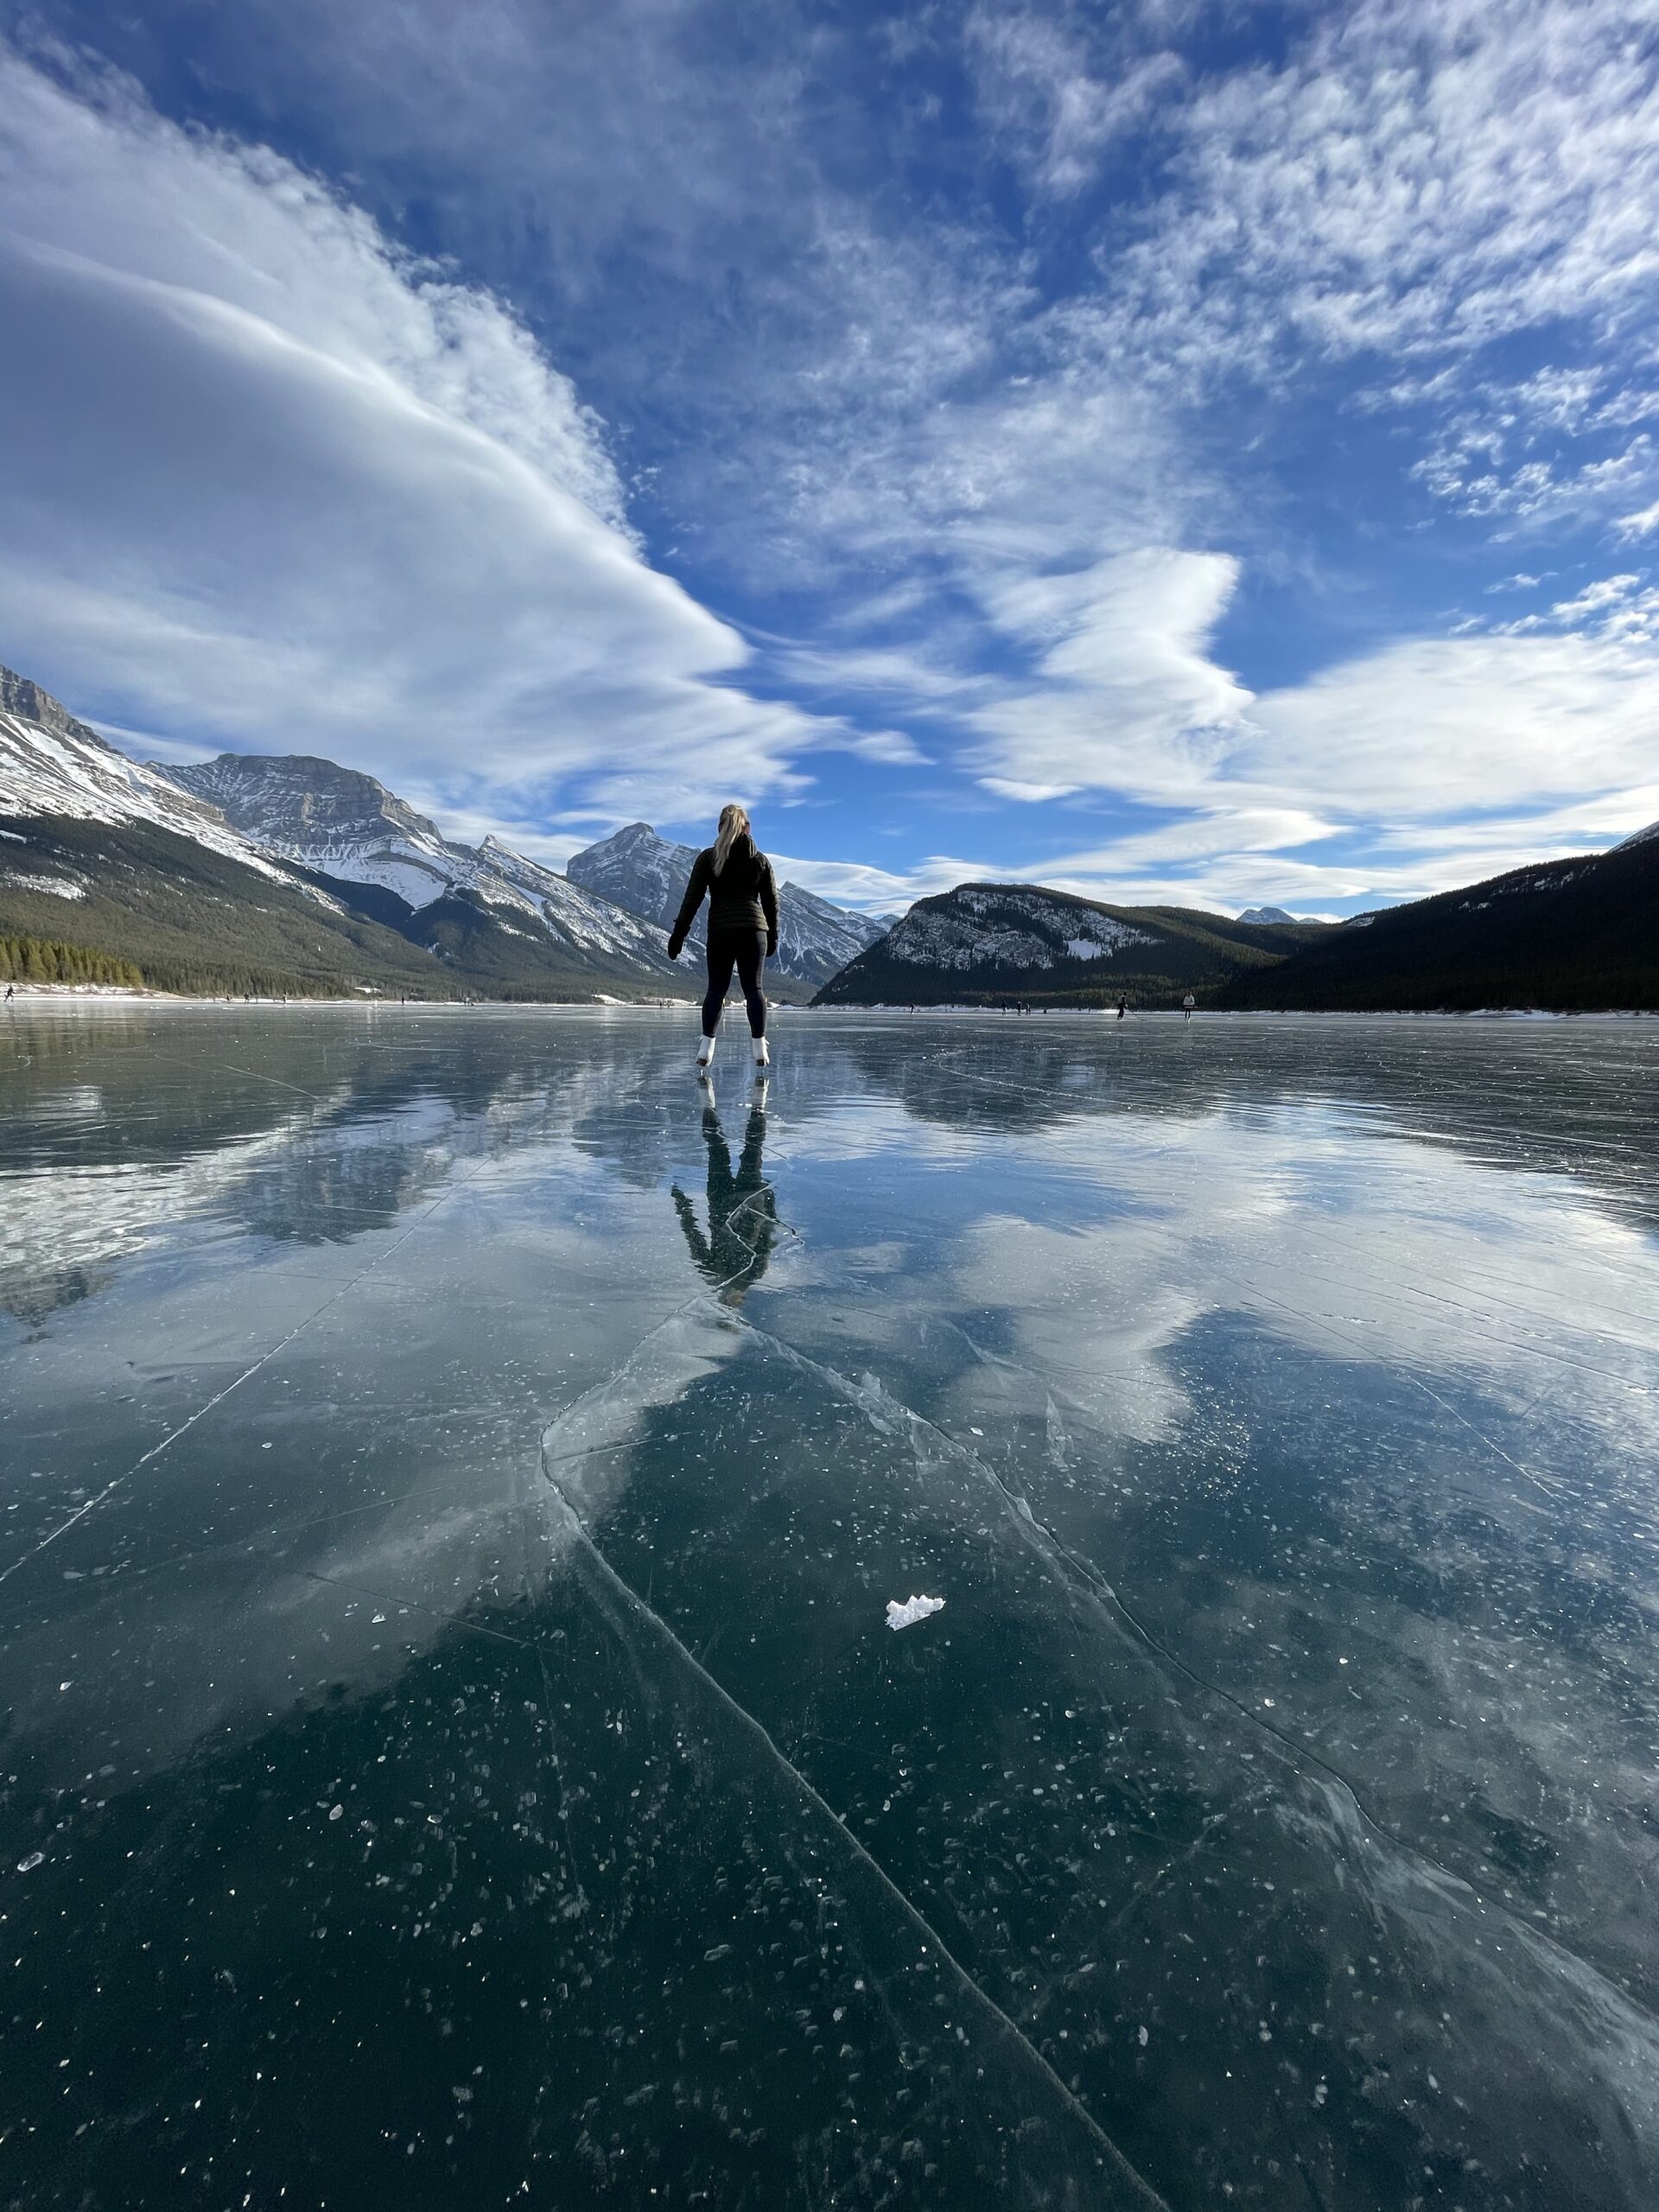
{"left": 3, "top": 1003, "right": 1659, "bottom": 2209}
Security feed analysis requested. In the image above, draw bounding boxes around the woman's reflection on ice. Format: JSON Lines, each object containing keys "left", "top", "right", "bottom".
{"left": 671, "top": 1077, "right": 780, "bottom": 1306}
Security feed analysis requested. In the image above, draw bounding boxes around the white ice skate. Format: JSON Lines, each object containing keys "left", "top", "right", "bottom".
{"left": 696, "top": 1033, "right": 715, "bottom": 1071}
{"left": 752, "top": 1037, "right": 770, "bottom": 1071}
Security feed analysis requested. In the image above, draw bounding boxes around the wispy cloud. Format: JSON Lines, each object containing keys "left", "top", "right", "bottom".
{"left": 1069, "top": 0, "right": 1659, "bottom": 385}
{"left": 0, "top": 43, "right": 890, "bottom": 831}
{"left": 3, "top": 0, "right": 1656, "bottom": 914}
{"left": 965, "top": 9, "right": 1185, "bottom": 198}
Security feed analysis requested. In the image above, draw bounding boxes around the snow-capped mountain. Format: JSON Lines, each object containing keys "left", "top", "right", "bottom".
{"left": 565, "top": 821, "right": 885, "bottom": 986}
{"left": 0, "top": 666, "right": 283, "bottom": 877}
{"left": 836, "top": 885, "right": 1161, "bottom": 991}
{"left": 773, "top": 882, "right": 889, "bottom": 981}
{"left": 160, "top": 754, "right": 674, "bottom": 970}
{"left": 1236, "top": 905, "right": 1297, "bottom": 925}
{"left": 565, "top": 823, "right": 695, "bottom": 934}
{"left": 816, "top": 882, "right": 1324, "bottom": 1007}
{"left": 0, "top": 664, "right": 689, "bottom": 999}
{"left": 1615, "top": 818, "right": 1659, "bottom": 851}
{"left": 158, "top": 753, "right": 446, "bottom": 899}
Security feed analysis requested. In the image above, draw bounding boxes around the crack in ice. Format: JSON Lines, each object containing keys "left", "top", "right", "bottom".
{"left": 533, "top": 1455, "right": 1171, "bottom": 2211}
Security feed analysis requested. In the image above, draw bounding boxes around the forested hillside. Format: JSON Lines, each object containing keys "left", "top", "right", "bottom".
{"left": 0, "top": 815, "right": 691, "bottom": 1000}
{"left": 1218, "top": 840, "right": 1659, "bottom": 1012}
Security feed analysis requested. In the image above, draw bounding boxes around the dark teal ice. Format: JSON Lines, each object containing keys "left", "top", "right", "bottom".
{"left": 4, "top": 1006, "right": 1659, "bottom": 2209}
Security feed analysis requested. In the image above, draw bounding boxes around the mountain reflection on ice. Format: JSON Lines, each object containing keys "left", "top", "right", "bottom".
{"left": 3, "top": 1005, "right": 1658, "bottom": 2210}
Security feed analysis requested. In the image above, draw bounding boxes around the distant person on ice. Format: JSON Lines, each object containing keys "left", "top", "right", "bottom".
{"left": 667, "top": 803, "right": 779, "bottom": 1073}
{"left": 1183, "top": 993, "right": 1196, "bottom": 1022}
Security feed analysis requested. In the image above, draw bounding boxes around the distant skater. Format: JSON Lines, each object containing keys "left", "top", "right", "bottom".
{"left": 1116, "top": 997, "right": 1127, "bottom": 1021}
{"left": 1183, "top": 993, "right": 1196, "bottom": 1022}
{"left": 668, "top": 803, "right": 779, "bottom": 1073}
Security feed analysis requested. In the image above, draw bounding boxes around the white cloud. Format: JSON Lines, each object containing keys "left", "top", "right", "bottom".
{"left": 0, "top": 46, "right": 630, "bottom": 522}
{"left": 1079, "top": 0, "right": 1659, "bottom": 383}
{"left": 1241, "top": 629, "right": 1659, "bottom": 817}
{"left": 3, "top": 9, "right": 1655, "bottom": 917}
{"left": 1413, "top": 429, "right": 1657, "bottom": 530}
{"left": 965, "top": 549, "right": 1249, "bottom": 798}
{"left": 766, "top": 852, "right": 954, "bottom": 911}
{"left": 0, "top": 46, "right": 875, "bottom": 830}
{"left": 1046, "top": 807, "right": 1339, "bottom": 873}
{"left": 966, "top": 10, "right": 1185, "bottom": 198}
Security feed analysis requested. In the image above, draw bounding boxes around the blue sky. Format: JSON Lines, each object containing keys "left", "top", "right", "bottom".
{"left": 1, "top": 1, "right": 1656, "bottom": 915}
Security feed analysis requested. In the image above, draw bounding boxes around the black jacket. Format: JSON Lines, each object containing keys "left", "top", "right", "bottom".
{"left": 668, "top": 835, "right": 779, "bottom": 957}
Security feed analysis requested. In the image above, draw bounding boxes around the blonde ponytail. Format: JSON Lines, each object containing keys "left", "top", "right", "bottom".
{"left": 712, "top": 802, "right": 750, "bottom": 875}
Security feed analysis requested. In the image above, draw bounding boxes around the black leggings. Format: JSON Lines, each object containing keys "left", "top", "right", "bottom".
{"left": 702, "top": 929, "right": 767, "bottom": 1038}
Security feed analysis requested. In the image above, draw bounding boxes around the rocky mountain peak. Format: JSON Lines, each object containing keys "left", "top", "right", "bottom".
{"left": 0, "top": 662, "right": 288, "bottom": 874}
{"left": 567, "top": 819, "right": 882, "bottom": 986}
{"left": 1, "top": 664, "right": 111, "bottom": 751}
{"left": 161, "top": 753, "right": 442, "bottom": 847}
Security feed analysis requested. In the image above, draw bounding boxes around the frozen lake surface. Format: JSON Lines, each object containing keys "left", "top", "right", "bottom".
{"left": 3, "top": 1005, "right": 1658, "bottom": 2210}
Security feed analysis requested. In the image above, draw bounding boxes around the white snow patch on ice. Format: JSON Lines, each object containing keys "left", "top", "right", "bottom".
{"left": 886, "top": 1593, "right": 945, "bottom": 1630}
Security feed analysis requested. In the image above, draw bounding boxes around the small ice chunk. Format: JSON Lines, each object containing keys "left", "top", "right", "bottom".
{"left": 886, "top": 1594, "right": 945, "bottom": 1631}
{"left": 16, "top": 1853, "right": 44, "bottom": 1872}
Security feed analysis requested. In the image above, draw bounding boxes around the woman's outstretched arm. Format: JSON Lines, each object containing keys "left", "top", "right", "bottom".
{"left": 760, "top": 857, "right": 779, "bottom": 957}
{"left": 667, "top": 852, "right": 711, "bottom": 957}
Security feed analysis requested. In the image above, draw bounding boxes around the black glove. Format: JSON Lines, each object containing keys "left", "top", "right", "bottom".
{"left": 766, "top": 936, "right": 778, "bottom": 959}
{"left": 667, "top": 932, "right": 683, "bottom": 960}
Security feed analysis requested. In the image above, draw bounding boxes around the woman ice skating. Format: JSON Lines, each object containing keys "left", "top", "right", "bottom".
{"left": 1183, "top": 993, "right": 1196, "bottom": 1022}
{"left": 667, "top": 803, "right": 779, "bottom": 1073}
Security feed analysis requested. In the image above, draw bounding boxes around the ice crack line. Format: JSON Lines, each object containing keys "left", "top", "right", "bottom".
{"left": 1203, "top": 1258, "right": 1573, "bottom": 1507}
{"left": 532, "top": 1173, "right": 800, "bottom": 1446}
{"left": 702, "top": 1310, "right": 1659, "bottom": 2040}
{"left": 535, "top": 1471, "right": 1170, "bottom": 2212}
{"left": 0, "top": 1147, "right": 499, "bottom": 1589}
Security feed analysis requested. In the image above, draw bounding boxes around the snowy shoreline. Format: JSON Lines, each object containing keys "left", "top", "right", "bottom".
{"left": 3, "top": 985, "right": 1652, "bottom": 1020}
{"left": 0, "top": 983, "right": 695, "bottom": 1009}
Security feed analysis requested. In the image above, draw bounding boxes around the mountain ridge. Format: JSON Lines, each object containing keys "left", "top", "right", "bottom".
{"left": 567, "top": 820, "right": 885, "bottom": 988}
{"left": 1217, "top": 841, "right": 1659, "bottom": 1011}
{"left": 2, "top": 676, "right": 289, "bottom": 876}
{"left": 158, "top": 751, "right": 678, "bottom": 975}
{"left": 814, "top": 881, "right": 1324, "bottom": 1007}
{"left": 0, "top": 666, "right": 692, "bottom": 1000}
{"left": 8, "top": 659, "right": 1652, "bottom": 1010}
